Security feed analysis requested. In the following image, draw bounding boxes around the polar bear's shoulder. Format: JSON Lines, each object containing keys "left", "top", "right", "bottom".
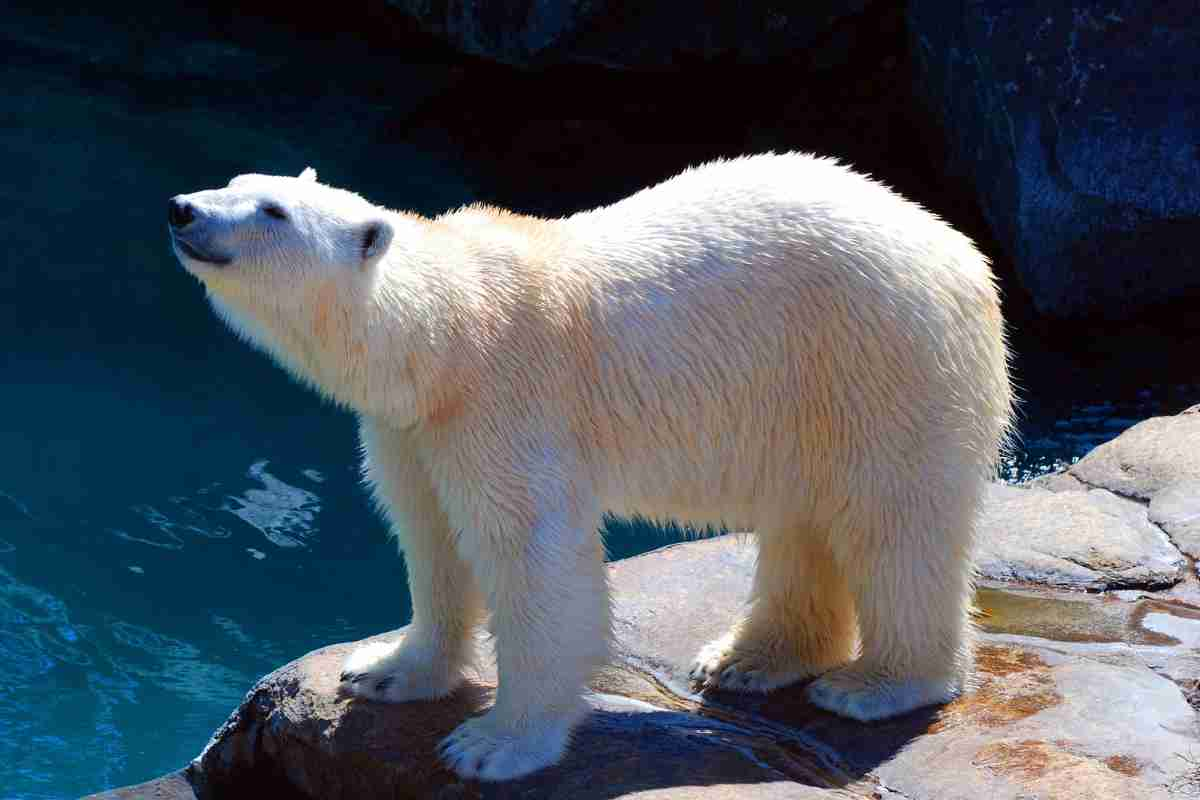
{"left": 432, "top": 203, "right": 566, "bottom": 265}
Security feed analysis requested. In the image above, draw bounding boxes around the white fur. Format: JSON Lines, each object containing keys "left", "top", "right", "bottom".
{"left": 171, "top": 153, "right": 1013, "bottom": 781}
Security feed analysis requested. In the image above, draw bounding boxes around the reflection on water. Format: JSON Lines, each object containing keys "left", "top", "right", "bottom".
{"left": 105, "top": 462, "right": 325, "bottom": 553}
{"left": 223, "top": 461, "right": 321, "bottom": 548}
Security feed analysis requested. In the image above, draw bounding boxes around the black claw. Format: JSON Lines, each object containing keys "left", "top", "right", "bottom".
{"left": 375, "top": 677, "right": 393, "bottom": 693}
{"left": 339, "top": 671, "right": 351, "bottom": 682}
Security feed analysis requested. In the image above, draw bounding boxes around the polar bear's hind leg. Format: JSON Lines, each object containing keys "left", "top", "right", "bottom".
{"left": 807, "top": 482, "right": 979, "bottom": 721}
{"left": 690, "top": 528, "right": 858, "bottom": 692}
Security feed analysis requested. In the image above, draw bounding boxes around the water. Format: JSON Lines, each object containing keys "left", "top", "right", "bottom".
{"left": 3, "top": 10, "right": 1199, "bottom": 798}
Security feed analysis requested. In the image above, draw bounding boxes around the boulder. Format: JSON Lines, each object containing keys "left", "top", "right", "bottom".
{"left": 1150, "top": 481, "right": 1200, "bottom": 559}
{"left": 1069, "top": 405, "right": 1200, "bottom": 500}
{"left": 908, "top": 1, "right": 1200, "bottom": 318}
{"left": 91, "top": 537, "right": 1200, "bottom": 799}
{"left": 977, "top": 483, "right": 1187, "bottom": 590}
{"left": 1002, "top": 406, "right": 1200, "bottom": 579}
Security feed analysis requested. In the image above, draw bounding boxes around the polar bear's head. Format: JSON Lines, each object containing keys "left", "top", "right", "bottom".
{"left": 167, "top": 167, "right": 394, "bottom": 287}
{"left": 167, "top": 168, "right": 423, "bottom": 418}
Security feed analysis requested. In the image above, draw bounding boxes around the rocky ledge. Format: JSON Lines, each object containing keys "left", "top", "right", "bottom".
{"left": 91, "top": 407, "right": 1200, "bottom": 799}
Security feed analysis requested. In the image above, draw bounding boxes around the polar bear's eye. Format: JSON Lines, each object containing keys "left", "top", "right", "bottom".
{"left": 262, "top": 204, "right": 288, "bottom": 221}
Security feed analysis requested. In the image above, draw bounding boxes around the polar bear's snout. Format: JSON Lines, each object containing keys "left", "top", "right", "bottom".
{"left": 167, "top": 196, "right": 195, "bottom": 230}
{"left": 168, "top": 194, "right": 233, "bottom": 267}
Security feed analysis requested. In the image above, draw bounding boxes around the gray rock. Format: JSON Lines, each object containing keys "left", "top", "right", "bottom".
{"left": 978, "top": 484, "right": 1187, "bottom": 590}
{"left": 186, "top": 603, "right": 845, "bottom": 799}
{"left": 1026, "top": 471, "right": 1088, "bottom": 494}
{"left": 1149, "top": 480, "right": 1200, "bottom": 559}
{"left": 93, "top": 538, "right": 1200, "bottom": 798}
{"left": 82, "top": 770, "right": 196, "bottom": 799}
{"left": 876, "top": 652, "right": 1195, "bottom": 800}
{"left": 908, "top": 1, "right": 1200, "bottom": 319}
{"left": 1070, "top": 405, "right": 1200, "bottom": 500}
{"left": 387, "top": 1, "right": 868, "bottom": 69}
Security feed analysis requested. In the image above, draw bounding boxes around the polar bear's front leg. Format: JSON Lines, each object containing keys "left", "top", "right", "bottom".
{"left": 340, "top": 418, "right": 485, "bottom": 702}
{"left": 439, "top": 502, "right": 610, "bottom": 781}
{"left": 338, "top": 516, "right": 482, "bottom": 701}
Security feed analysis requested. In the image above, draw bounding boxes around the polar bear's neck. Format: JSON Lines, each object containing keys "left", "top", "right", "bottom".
{"left": 206, "top": 207, "right": 575, "bottom": 430}
{"left": 363, "top": 208, "right": 569, "bottom": 428}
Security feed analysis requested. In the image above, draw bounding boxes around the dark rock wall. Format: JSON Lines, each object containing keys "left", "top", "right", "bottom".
{"left": 909, "top": 1, "right": 1200, "bottom": 319}
{"left": 387, "top": 0, "right": 869, "bottom": 69}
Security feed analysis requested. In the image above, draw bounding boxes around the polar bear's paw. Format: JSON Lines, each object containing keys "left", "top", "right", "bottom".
{"left": 438, "top": 712, "right": 573, "bottom": 782}
{"left": 688, "top": 631, "right": 817, "bottom": 693}
{"left": 805, "top": 665, "right": 960, "bottom": 722}
{"left": 338, "top": 638, "right": 464, "bottom": 703}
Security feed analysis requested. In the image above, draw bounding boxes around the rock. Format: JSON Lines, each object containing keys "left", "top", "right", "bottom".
{"left": 188, "top": 628, "right": 842, "bottom": 799}
{"left": 978, "top": 483, "right": 1187, "bottom": 590}
{"left": 386, "top": 1, "right": 868, "bottom": 69}
{"left": 876, "top": 653, "right": 1195, "bottom": 800}
{"left": 93, "top": 538, "right": 1199, "bottom": 799}
{"left": 1069, "top": 405, "right": 1200, "bottom": 500}
{"left": 1026, "top": 470, "right": 1088, "bottom": 494}
{"left": 908, "top": 1, "right": 1200, "bottom": 319}
{"left": 82, "top": 771, "right": 197, "bottom": 799}
{"left": 1150, "top": 481, "right": 1200, "bottom": 559}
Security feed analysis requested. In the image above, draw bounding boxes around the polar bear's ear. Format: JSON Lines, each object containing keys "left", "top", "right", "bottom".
{"left": 359, "top": 219, "right": 394, "bottom": 264}
{"left": 298, "top": 167, "right": 318, "bottom": 183}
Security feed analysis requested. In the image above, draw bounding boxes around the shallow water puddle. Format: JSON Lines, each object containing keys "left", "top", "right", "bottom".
{"left": 976, "top": 586, "right": 1200, "bottom": 646}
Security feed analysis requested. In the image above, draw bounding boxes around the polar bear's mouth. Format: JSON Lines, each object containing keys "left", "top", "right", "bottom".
{"left": 172, "top": 234, "right": 232, "bottom": 267}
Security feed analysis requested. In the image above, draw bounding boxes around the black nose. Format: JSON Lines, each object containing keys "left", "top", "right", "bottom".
{"left": 168, "top": 197, "right": 195, "bottom": 229}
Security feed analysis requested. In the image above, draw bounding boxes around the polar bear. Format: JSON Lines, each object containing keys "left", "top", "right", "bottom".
{"left": 168, "top": 154, "right": 1013, "bottom": 782}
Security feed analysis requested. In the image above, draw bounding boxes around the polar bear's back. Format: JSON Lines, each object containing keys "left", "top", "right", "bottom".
{"left": 554, "top": 153, "right": 1011, "bottom": 521}
{"left": 567, "top": 152, "right": 990, "bottom": 299}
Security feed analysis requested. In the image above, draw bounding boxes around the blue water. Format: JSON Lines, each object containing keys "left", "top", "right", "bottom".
{"left": 3, "top": 12, "right": 1200, "bottom": 798}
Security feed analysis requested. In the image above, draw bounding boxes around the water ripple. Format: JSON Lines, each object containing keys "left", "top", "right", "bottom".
{"left": 0, "top": 490, "right": 32, "bottom": 519}
{"left": 223, "top": 460, "right": 321, "bottom": 548}
{"left": 134, "top": 501, "right": 230, "bottom": 540}
{"left": 107, "top": 525, "right": 183, "bottom": 551}
{"left": 0, "top": 566, "right": 71, "bottom": 625}
{"left": 109, "top": 621, "right": 200, "bottom": 660}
